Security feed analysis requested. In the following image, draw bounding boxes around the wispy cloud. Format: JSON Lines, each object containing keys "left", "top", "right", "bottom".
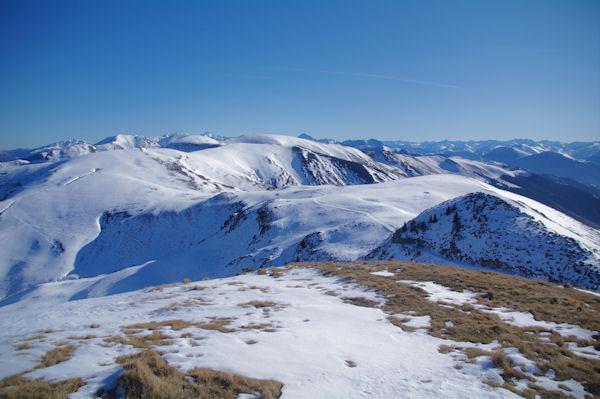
{"left": 289, "top": 68, "right": 465, "bottom": 89}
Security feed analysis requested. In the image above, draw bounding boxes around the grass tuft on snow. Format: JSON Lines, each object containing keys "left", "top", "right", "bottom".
{"left": 0, "top": 374, "right": 84, "bottom": 399}
{"left": 37, "top": 345, "right": 77, "bottom": 369}
{"left": 0, "top": 345, "right": 83, "bottom": 399}
{"left": 98, "top": 349, "right": 282, "bottom": 399}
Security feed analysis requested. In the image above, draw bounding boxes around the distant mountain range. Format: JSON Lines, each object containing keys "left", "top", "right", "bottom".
{"left": 0, "top": 133, "right": 599, "bottom": 306}
{"left": 299, "top": 134, "right": 600, "bottom": 161}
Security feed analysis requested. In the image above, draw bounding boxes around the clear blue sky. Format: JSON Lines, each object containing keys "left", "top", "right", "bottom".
{"left": 1, "top": 0, "right": 599, "bottom": 149}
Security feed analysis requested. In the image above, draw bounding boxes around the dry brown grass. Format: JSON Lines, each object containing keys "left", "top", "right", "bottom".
{"left": 490, "top": 351, "right": 528, "bottom": 381}
{"left": 124, "top": 319, "right": 235, "bottom": 333}
{"left": 295, "top": 261, "right": 600, "bottom": 397}
{"left": 106, "top": 318, "right": 236, "bottom": 349}
{"left": 196, "top": 318, "right": 237, "bottom": 333}
{"left": 157, "top": 298, "right": 215, "bottom": 313}
{"left": 240, "top": 322, "right": 273, "bottom": 330}
{"left": 188, "top": 367, "right": 282, "bottom": 399}
{"left": 38, "top": 329, "right": 60, "bottom": 334}
{"left": 0, "top": 373, "right": 84, "bottom": 399}
{"left": 123, "top": 329, "right": 143, "bottom": 335}
{"left": 104, "top": 331, "right": 174, "bottom": 349}
{"left": 389, "top": 261, "right": 597, "bottom": 331}
{"left": 37, "top": 345, "right": 77, "bottom": 369}
{"left": 437, "top": 344, "right": 454, "bottom": 354}
{"left": 68, "top": 335, "right": 96, "bottom": 340}
{"left": 147, "top": 284, "right": 166, "bottom": 292}
{"left": 237, "top": 300, "right": 279, "bottom": 309}
{"left": 256, "top": 267, "right": 283, "bottom": 278}
{"left": 23, "top": 335, "right": 45, "bottom": 342}
{"left": 342, "top": 296, "right": 380, "bottom": 307}
{"left": 248, "top": 286, "right": 269, "bottom": 293}
{"left": 0, "top": 342, "right": 84, "bottom": 398}
{"left": 464, "top": 347, "right": 490, "bottom": 359}
{"left": 158, "top": 302, "right": 179, "bottom": 312}
{"left": 98, "top": 349, "right": 282, "bottom": 399}
{"left": 14, "top": 343, "right": 31, "bottom": 351}
{"left": 386, "top": 316, "right": 416, "bottom": 332}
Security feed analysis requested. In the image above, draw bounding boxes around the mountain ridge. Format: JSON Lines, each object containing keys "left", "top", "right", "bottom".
{"left": 368, "top": 192, "right": 600, "bottom": 289}
{"left": 0, "top": 134, "right": 599, "bottom": 304}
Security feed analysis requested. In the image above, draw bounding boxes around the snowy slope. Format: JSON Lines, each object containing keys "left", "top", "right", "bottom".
{"left": 95, "top": 133, "right": 222, "bottom": 152}
{"left": 368, "top": 192, "right": 600, "bottom": 289}
{"left": 511, "top": 152, "right": 600, "bottom": 187}
{"left": 0, "top": 138, "right": 408, "bottom": 300}
{"left": 339, "top": 138, "right": 600, "bottom": 162}
{"left": 0, "top": 266, "right": 527, "bottom": 399}
{"left": 19, "top": 139, "right": 98, "bottom": 162}
{"left": 156, "top": 136, "right": 402, "bottom": 190}
{"left": 3, "top": 168, "right": 599, "bottom": 305}
{"left": 0, "top": 149, "right": 208, "bottom": 300}
{"left": 1, "top": 134, "right": 599, "bottom": 303}
{"left": 14, "top": 176, "right": 500, "bottom": 302}
{"left": 2, "top": 263, "right": 599, "bottom": 398}
{"left": 367, "top": 151, "right": 522, "bottom": 186}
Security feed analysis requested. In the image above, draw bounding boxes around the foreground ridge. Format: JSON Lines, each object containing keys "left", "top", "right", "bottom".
{"left": 0, "top": 262, "right": 598, "bottom": 398}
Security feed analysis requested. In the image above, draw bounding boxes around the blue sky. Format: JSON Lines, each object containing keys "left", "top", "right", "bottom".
{"left": 1, "top": 0, "right": 599, "bottom": 149}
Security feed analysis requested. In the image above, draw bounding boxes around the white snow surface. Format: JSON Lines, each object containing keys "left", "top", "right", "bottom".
{"left": 0, "top": 147, "right": 503, "bottom": 301}
{"left": 1, "top": 133, "right": 599, "bottom": 303}
{"left": 482, "top": 308, "right": 596, "bottom": 340}
{"left": 370, "top": 270, "right": 395, "bottom": 277}
{"left": 398, "top": 280, "right": 479, "bottom": 306}
{"left": 0, "top": 268, "right": 518, "bottom": 398}
{"left": 370, "top": 152, "right": 522, "bottom": 186}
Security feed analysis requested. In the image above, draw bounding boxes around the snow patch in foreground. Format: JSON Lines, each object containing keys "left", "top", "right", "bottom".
{"left": 0, "top": 268, "right": 516, "bottom": 399}
{"left": 398, "top": 280, "right": 480, "bottom": 306}
{"left": 370, "top": 270, "right": 395, "bottom": 277}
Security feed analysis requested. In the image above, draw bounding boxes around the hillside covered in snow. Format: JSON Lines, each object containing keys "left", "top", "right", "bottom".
{"left": 368, "top": 193, "right": 600, "bottom": 289}
{"left": 0, "top": 133, "right": 599, "bottom": 304}
{"left": 0, "top": 262, "right": 599, "bottom": 398}
{"left": 1, "top": 133, "right": 600, "bottom": 398}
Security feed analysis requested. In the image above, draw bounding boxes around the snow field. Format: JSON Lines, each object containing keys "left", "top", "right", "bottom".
{"left": 0, "top": 267, "right": 518, "bottom": 398}
{"left": 1, "top": 133, "right": 599, "bottom": 301}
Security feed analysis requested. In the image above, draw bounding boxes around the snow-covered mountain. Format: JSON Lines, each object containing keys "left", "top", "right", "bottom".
{"left": 368, "top": 192, "right": 600, "bottom": 289}
{"left": 365, "top": 151, "right": 521, "bottom": 186}
{"left": 1, "top": 134, "right": 599, "bottom": 304}
{"left": 341, "top": 145, "right": 600, "bottom": 228}
{"left": 336, "top": 137, "right": 600, "bottom": 189}
{"left": 338, "top": 138, "right": 600, "bottom": 162}
{"left": 19, "top": 139, "right": 98, "bottom": 162}
{"left": 509, "top": 152, "right": 600, "bottom": 187}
